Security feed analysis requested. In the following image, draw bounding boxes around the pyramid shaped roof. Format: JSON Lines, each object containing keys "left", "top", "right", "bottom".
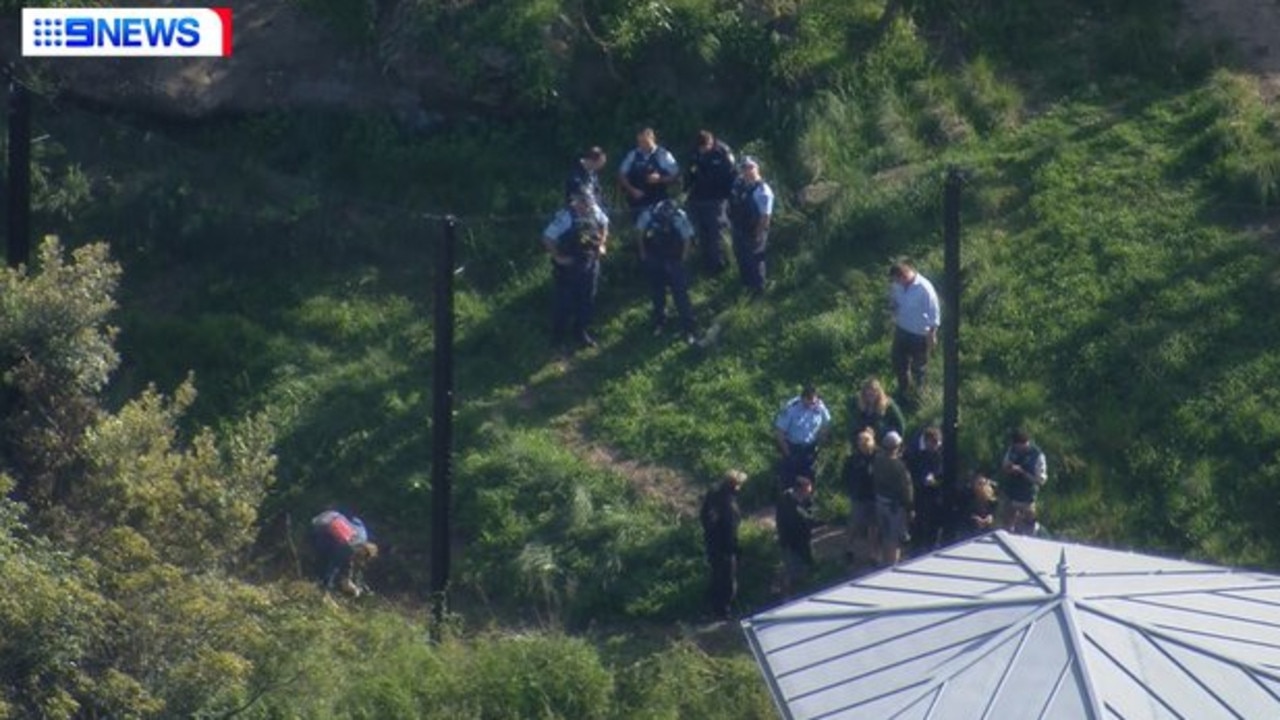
{"left": 741, "top": 531, "right": 1280, "bottom": 719}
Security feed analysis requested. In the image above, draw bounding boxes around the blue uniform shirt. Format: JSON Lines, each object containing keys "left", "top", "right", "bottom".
{"left": 774, "top": 396, "right": 832, "bottom": 445}
{"left": 619, "top": 146, "right": 679, "bottom": 179}
{"left": 635, "top": 205, "right": 696, "bottom": 237}
{"left": 542, "top": 203, "right": 610, "bottom": 242}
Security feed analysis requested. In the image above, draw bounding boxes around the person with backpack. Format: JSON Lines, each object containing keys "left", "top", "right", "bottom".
{"left": 728, "top": 155, "right": 775, "bottom": 298}
{"left": 700, "top": 470, "right": 747, "bottom": 620}
{"left": 684, "top": 130, "right": 735, "bottom": 275}
{"left": 311, "top": 509, "right": 379, "bottom": 597}
{"left": 637, "top": 198, "right": 697, "bottom": 344}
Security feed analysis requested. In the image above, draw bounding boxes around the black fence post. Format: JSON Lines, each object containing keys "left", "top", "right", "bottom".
{"left": 6, "top": 68, "right": 31, "bottom": 268}
{"left": 429, "top": 215, "right": 457, "bottom": 635}
{"left": 942, "top": 168, "right": 964, "bottom": 504}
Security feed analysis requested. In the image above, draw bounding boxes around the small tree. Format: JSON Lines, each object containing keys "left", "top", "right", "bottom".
{"left": 0, "top": 237, "right": 119, "bottom": 510}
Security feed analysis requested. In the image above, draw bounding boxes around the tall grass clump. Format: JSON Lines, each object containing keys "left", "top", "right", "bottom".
{"left": 1204, "top": 70, "right": 1280, "bottom": 206}
{"left": 957, "top": 55, "right": 1023, "bottom": 135}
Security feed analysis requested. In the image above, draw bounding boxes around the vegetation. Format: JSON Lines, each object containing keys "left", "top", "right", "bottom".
{"left": 5, "top": 0, "right": 1280, "bottom": 715}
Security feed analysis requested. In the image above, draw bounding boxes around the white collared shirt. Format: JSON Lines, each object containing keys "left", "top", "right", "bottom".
{"left": 890, "top": 273, "right": 940, "bottom": 336}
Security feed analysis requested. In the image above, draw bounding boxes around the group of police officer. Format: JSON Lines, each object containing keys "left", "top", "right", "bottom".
{"left": 541, "top": 128, "right": 775, "bottom": 351}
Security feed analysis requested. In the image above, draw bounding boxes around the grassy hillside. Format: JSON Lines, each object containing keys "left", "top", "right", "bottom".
{"left": 7, "top": 0, "right": 1280, "bottom": 715}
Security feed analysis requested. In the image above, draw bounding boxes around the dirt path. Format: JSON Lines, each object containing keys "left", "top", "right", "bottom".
{"left": 1185, "top": 0, "right": 1280, "bottom": 97}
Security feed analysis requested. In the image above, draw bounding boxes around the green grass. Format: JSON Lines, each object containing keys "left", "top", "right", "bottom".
{"left": 12, "top": 0, "right": 1280, "bottom": 714}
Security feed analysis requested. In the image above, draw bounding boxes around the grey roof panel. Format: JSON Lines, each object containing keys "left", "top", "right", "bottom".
{"left": 744, "top": 531, "right": 1280, "bottom": 720}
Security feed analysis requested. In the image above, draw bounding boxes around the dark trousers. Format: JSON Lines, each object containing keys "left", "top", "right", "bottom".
{"left": 779, "top": 443, "right": 817, "bottom": 489}
{"left": 689, "top": 200, "right": 728, "bottom": 274}
{"left": 551, "top": 260, "right": 599, "bottom": 343}
{"left": 892, "top": 326, "right": 930, "bottom": 398}
{"left": 708, "top": 551, "right": 737, "bottom": 617}
{"left": 646, "top": 255, "right": 695, "bottom": 333}
{"left": 910, "top": 486, "right": 946, "bottom": 553}
{"left": 731, "top": 227, "right": 767, "bottom": 293}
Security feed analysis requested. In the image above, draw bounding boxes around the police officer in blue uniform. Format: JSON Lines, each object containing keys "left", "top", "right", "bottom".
{"left": 684, "top": 130, "right": 735, "bottom": 275}
{"left": 728, "top": 156, "right": 775, "bottom": 297}
{"left": 541, "top": 193, "right": 610, "bottom": 352}
{"left": 618, "top": 127, "right": 680, "bottom": 225}
{"left": 773, "top": 385, "right": 832, "bottom": 489}
{"left": 637, "top": 199, "right": 697, "bottom": 344}
{"left": 565, "top": 146, "right": 607, "bottom": 207}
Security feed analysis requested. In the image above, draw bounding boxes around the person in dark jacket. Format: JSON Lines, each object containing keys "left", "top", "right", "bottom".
{"left": 776, "top": 476, "right": 816, "bottom": 595}
{"left": 905, "top": 426, "right": 945, "bottom": 553}
{"left": 565, "top": 146, "right": 607, "bottom": 207}
{"left": 700, "top": 470, "right": 747, "bottom": 619}
{"left": 845, "top": 429, "right": 878, "bottom": 566}
{"left": 998, "top": 428, "right": 1048, "bottom": 535}
{"left": 872, "top": 431, "right": 913, "bottom": 567}
{"left": 684, "top": 130, "right": 735, "bottom": 275}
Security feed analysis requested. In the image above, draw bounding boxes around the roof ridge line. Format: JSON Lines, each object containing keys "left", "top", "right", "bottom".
{"left": 991, "top": 531, "right": 1056, "bottom": 594}
{"left": 887, "top": 597, "right": 1077, "bottom": 718}
{"left": 1058, "top": 594, "right": 1107, "bottom": 719}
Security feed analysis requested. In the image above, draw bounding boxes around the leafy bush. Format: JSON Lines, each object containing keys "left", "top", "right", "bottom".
{"left": 80, "top": 379, "right": 276, "bottom": 570}
{"left": 0, "top": 238, "right": 119, "bottom": 508}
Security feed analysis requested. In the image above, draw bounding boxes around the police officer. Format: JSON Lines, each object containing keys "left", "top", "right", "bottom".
{"left": 728, "top": 156, "right": 774, "bottom": 298}
{"left": 773, "top": 385, "right": 832, "bottom": 489}
{"left": 684, "top": 130, "right": 735, "bottom": 275}
{"left": 617, "top": 127, "right": 680, "bottom": 225}
{"left": 637, "top": 199, "right": 697, "bottom": 344}
{"left": 541, "top": 193, "right": 609, "bottom": 351}
{"left": 565, "top": 146, "right": 607, "bottom": 207}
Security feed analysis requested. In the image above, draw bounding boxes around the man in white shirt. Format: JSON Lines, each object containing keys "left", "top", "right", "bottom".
{"left": 888, "top": 260, "right": 940, "bottom": 404}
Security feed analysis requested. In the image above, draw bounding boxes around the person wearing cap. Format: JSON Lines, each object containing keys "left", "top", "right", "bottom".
{"left": 773, "top": 385, "right": 832, "bottom": 489}
{"left": 872, "top": 430, "right": 913, "bottom": 567}
{"left": 998, "top": 429, "right": 1048, "bottom": 535}
{"left": 700, "top": 470, "right": 747, "bottom": 619}
{"left": 728, "top": 155, "right": 775, "bottom": 297}
{"left": 684, "top": 130, "right": 735, "bottom": 275}
{"left": 776, "top": 475, "right": 816, "bottom": 596}
{"left": 905, "top": 426, "right": 946, "bottom": 553}
{"left": 636, "top": 198, "right": 698, "bottom": 344}
{"left": 541, "top": 192, "right": 610, "bottom": 352}
{"left": 565, "top": 146, "right": 607, "bottom": 208}
{"left": 618, "top": 127, "right": 680, "bottom": 224}
{"left": 888, "top": 259, "right": 941, "bottom": 405}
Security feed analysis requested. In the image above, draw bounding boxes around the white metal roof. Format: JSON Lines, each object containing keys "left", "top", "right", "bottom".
{"left": 741, "top": 530, "right": 1280, "bottom": 720}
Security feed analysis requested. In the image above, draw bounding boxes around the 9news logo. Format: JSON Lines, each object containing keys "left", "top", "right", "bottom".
{"left": 23, "top": 7, "right": 233, "bottom": 57}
